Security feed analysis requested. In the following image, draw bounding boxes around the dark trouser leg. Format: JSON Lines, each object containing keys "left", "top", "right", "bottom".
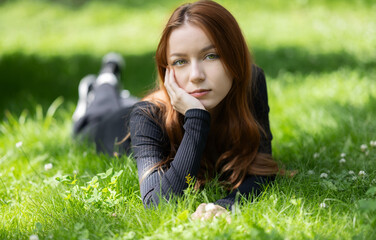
{"left": 73, "top": 84, "right": 120, "bottom": 135}
{"left": 73, "top": 83, "right": 138, "bottom": 156}
{"left": 93, "top": 106, "right": 134, "bottom": 156}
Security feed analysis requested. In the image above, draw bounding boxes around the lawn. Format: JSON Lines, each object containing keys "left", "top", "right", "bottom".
{"left": 1, "top": 0, "right": 376, "bottom": 239}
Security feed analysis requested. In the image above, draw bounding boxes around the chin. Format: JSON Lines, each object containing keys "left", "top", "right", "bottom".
{"left": 201, "top": 101, "right": 217, "bottom": 111}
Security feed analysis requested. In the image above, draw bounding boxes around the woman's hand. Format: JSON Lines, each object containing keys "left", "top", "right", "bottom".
{"left": 164, "top": 68, "right": 205, "bottom": 115}
{"left": 191, "top": 203, "right": 231, "bottom": 223}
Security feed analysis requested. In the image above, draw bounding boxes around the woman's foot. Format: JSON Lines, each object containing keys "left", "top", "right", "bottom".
{"left": 72, "top": 74, "right": 96, "bottom": 122}
{"left": 101, "top": 52, "right": 125, "bottom": 79}
{"left": 96, "top": 52, "right": 125, "bottom": 88}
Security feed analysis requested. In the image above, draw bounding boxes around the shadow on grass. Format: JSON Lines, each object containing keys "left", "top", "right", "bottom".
{"left": 253, "top": 46, "right": 376, "bottom": 79}
{"left": 1, "top": 45, "right": 375, "bottom": 117}
{"left": 0, "top": 52, "right": 157, "bottom": 117}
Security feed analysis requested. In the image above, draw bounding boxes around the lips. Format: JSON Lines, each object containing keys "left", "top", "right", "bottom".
{"left": 189, "top": 89, "right": 211, "bottom": 98}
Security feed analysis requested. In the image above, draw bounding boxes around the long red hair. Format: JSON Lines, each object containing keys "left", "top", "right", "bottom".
{"left": 143, "top": 0, "right": 278, "bottom": 189}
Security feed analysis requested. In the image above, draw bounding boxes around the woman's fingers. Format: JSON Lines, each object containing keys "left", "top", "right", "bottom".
{"left": 191, "top": 203, "right": 207, "bottom": 220}
{"left": 168, "top": 68, "right": 181, "bottom": 92}
{"left": 164, "top": 68, "right": 175, "bottom": 99}
{"left": 196, "top": 203, "right": 207, "bottom": 212}
{"left": 191, "top": 203, "right": 231, "bottom": 222}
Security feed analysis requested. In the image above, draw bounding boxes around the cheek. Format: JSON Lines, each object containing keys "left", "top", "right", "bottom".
{"left": 217, "top": 79, "right": 232, "bottom": 102}
{"left": 216, "top": 72, "right": 233, "bottom": 97}
{"left": 173, "top": 68, "right": 188, "bottom": 89}
{"left": 224, "top": 78, "right": 233, "bottom": 94}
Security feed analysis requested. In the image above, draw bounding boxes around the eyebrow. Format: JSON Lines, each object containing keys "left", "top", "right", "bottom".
{"left": 169, "top": 45, "right": 215, "bottom": 57}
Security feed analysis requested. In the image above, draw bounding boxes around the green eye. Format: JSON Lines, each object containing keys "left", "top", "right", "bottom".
{"left": 172, "top": 59, "right": 186, "bottom": 66}
{"left": 206, "top": 54, "right": 219, "bottom": 60}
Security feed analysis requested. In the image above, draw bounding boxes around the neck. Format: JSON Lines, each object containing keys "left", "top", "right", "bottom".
{"left": 208, "top": 102, "right": 225, "bottom": 122}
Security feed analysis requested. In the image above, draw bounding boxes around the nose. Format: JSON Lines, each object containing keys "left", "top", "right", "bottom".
{"left": 189, "top": 61, "right": 205, "bottom": 83}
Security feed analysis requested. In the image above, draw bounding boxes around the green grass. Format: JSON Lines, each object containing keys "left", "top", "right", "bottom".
{"left": 1, "top": 0, "right": 376, "bottom": 239}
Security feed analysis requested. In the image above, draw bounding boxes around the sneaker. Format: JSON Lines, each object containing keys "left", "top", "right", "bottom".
{"left": 100, "top": 52, "right": 125, "bottom": 81}
{"left": 72, "top": 74, "right": 96, "bottom": 122}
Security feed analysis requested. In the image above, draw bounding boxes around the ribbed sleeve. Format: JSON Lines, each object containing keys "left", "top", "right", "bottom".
{"left": 130, "top": 102, "right": 210, "bottom": 207}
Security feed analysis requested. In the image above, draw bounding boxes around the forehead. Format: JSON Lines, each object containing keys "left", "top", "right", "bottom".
{"left": 167, "top": 24, "right": 213, "bottom": 55}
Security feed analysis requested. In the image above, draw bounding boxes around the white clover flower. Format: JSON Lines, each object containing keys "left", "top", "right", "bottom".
{"left": 340, "top": 153, "right": 346, "bottom": 158}
{"left": 319, "top": 202, "right": 327, "bottom": 208}
{"left": 307, "top": 170, "right": 315, "bottom": 175}
{"left": 339, "top": 158, "right": 346, "bottom": 164}
{"left": 313, "top": 153, "right": 320, "bottom": 159}
{"left": 16, "top": 141, "right": 23, "bottom": 148}
{"left": 29, "top": 235, "right": 39, "bottom": 240}
{"left": 358, "top": 170, "right": 366, "bottom": 176}
{"left": 352, "top": 176, "right": 357, "bottom": 181}
{"left": 348, "top": 170, "right": 355, "bottom": 175}
{"left": 320, "top": 173, "right": 328, "bottom": 178}
{"left": 44, "top": 163, "right": 53, "bottom": 171}
{"left": 370, "top": 140, "right": 376, "bottom": 147}
{"left": 360, "top": 144, "right": 367, "bottom": 152}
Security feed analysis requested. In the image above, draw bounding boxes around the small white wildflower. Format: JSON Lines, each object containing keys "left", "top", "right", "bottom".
{"left": 358, "top": 170, "right": 366, "bottom": 176}
{"left": 313, "top": 153, "right": 320, "bottom": 159}
{"left": 16, "top": 141, "right": 23, "bottom": 148}
{"left": 365, "top": 151, "right": 369, "bottom": 156}
{"left": 73, "top": 169, "right": 78, "bottom": 175}
{"left": 339, "top": 158, "right": 346, "bottom": 164}
{"left": 340, "top": 153, "right": 346, "bottom": 158}
{"left": 348, "top": 170, "right": 355, "bottom": 175}
{"left": 307, "top": 170, "right": 315, "bottom": 175}
{"left": 360, "top": 144, "right": 367, "bottom": 152}
{"left": 29, "top": 235, "right": 39, "bottom": 240}
{"left": 370, "top": 140, "right": 376, "bottom": 147}
{"left": 319, "top": 202, "right": 327, "bottom": 208}
{"left": 320, "top": 173, "right": 328, "bottom": 178}
{"left": 44, "top": 163, "right": 53, "bottom": 171}
{"left": 352, "top": 176, "right": 357, "bottom": 181}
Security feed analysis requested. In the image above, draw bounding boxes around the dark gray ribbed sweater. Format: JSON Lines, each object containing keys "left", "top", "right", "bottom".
{"left": 129, "top": 66, "right": 274, "bottom": 209}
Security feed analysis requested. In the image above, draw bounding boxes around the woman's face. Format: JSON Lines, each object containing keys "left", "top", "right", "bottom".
{"left": 167, "top": 24, "right": 233, "bottom": 111}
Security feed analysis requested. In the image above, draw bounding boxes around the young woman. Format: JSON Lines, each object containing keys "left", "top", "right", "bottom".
{"left": 73, "top": 0, "right": 279, "bottom": 220}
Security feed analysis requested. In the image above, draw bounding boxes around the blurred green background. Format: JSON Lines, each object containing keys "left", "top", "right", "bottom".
{"left": 1, "top": 0, "right": 375, "bottom": 118}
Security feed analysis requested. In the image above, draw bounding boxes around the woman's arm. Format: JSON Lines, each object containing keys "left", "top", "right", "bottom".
{"left": 130, "top": 101, "right": 210, "bottom": 207}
